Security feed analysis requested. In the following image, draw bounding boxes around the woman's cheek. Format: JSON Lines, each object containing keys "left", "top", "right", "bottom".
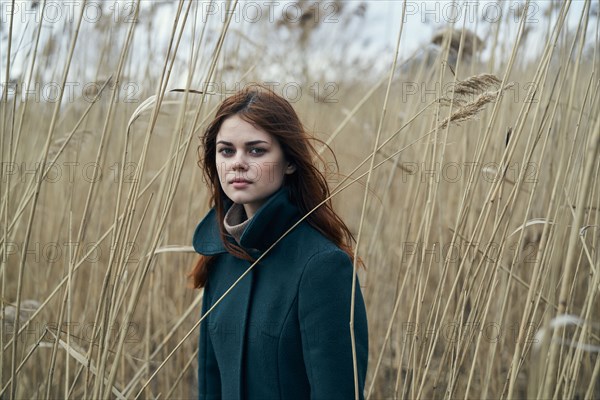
{"left": 216, "top": 160, "right": 228, "bottom": 175}
{"left": 261, "top": 161, "right": 279, "bottom": 183}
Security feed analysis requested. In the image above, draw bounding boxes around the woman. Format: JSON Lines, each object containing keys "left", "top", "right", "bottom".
{"left": 191, "top": 84, "right": 369, "bottom": 399}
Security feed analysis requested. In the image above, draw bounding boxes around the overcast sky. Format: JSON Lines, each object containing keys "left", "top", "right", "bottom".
{"left": 0, "top": 1, "right": 593, "bottom": 89}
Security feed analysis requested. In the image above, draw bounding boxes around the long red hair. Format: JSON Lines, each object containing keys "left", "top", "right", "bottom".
{"left": 189, "top": 84, "right": 364, "bottom": 288}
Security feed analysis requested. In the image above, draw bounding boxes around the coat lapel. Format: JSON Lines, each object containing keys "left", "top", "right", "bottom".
{"left": 193, "top": 207, "right": 228, "bottom": 255}
{"left": 239, "top": 186, "right": 301, "bottom": 252}
{"left": 206, "top": 255, "right": 256, "bottom": 398}
{"left": 233, "top": 262, "right": 254, "bottom": 398}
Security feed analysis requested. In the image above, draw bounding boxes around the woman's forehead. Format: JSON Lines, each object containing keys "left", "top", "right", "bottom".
{"left": 216, "top": 115, "right": 272, "bottom": 143}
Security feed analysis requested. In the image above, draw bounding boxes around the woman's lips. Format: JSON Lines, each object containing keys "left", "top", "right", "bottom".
{"left": 231, "top": 180, "right": 251, "bottom": 189}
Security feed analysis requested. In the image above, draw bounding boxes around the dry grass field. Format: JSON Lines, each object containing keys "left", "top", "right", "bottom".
{"left": 1, "top": 1, "right": 599, "bottom": 399}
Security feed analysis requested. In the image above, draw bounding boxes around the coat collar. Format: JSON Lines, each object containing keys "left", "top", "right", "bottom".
{"left": 193, "top": 185, "right": 301, "bottom": 256}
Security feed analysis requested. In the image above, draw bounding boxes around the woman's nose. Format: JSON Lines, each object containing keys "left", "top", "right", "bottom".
{"left": 231, "top": 154, "right": 249, "bottom": 171}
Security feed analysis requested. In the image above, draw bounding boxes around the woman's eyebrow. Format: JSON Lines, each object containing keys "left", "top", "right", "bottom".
{"left": 216, "top": 140, "right": 269, "bottom": 146}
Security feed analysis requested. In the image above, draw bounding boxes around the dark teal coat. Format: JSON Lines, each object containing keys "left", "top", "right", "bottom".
{"left": 193, "top": 186, "right": 369, "bottom": 399}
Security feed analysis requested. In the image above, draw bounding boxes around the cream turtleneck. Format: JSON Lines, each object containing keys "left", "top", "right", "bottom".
{"left": 223, "top": 203, "right": 252, "bottom": 245}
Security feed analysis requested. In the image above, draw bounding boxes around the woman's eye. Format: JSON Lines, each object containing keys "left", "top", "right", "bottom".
{"left": 218, "top": 147, "right": 265, "bottom": 156}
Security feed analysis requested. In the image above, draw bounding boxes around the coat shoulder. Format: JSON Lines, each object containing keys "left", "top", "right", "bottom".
{"left": 280, "top": 220, "right": 351, "bottom": 267}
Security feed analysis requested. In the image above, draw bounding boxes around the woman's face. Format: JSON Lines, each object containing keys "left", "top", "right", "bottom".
{"left": 215, "top": 115, "right": 296, "bottom": 218}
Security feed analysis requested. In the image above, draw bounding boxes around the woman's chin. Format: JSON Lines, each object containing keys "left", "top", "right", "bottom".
{"left": 226, "top": 193, "right": 252, "bottom": 205}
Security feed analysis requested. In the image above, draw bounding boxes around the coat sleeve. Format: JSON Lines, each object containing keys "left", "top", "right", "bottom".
{"left": 298, "top": 248, "right": 369, "bottom": 400}
{"left": 198, "top": 282, "right": 222, "bottom": 400}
